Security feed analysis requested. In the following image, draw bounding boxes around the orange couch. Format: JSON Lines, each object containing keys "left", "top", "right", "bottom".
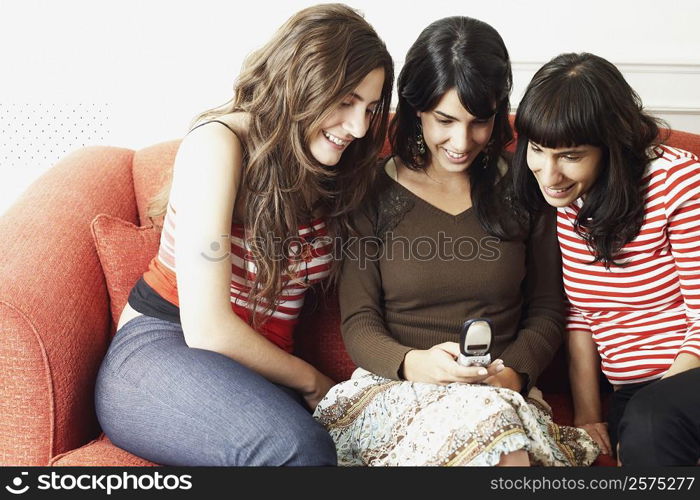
{"left": 1, "top": 128, "right": 699, "bottom": 467}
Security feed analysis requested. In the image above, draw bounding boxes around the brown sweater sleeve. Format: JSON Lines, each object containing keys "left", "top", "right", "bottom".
{"left": 338, "top": 208, "right": 413, "bottom": 379}
{"left": 498, "top": 207, "right": 565, "bottom": 390}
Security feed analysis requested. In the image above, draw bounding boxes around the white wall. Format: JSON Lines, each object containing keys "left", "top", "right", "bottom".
{"left": 1, "top": 0, "right": 699, "bottom": 215}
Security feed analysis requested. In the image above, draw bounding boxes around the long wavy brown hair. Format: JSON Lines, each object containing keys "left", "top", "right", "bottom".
{"left": 148, "top": 4, "right": 394, "bottom": 325}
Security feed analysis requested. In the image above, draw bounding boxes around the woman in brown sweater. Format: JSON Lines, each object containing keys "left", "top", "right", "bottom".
{"left": 313, "top": 16, "right": 597, "bottom": 466}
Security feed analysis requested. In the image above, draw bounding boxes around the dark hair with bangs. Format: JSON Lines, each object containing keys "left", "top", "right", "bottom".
{"left": 512, "top": 52, "right": 665, "bottom": 268}
{"left": 389, "top": 16, "right": 516, "bottom": 238}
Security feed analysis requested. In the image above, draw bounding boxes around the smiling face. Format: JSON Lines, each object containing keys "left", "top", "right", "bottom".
{"left": 526, "top": 142, "right": 604, "bottom": 207}
{"left": 307, "top": 67, "right": 385, "bottom": 166}
{"left": 418, "top": 87, "right": 495, "bottom": 175}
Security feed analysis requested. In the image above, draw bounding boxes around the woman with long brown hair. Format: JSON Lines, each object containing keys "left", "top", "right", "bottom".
{"left": 94, "top": 3, "right": 393, "bottom": 466}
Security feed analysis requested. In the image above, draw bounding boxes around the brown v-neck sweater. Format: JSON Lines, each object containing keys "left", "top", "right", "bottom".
{"left": 338, "top": 161, "right": 565, "bottom": 390}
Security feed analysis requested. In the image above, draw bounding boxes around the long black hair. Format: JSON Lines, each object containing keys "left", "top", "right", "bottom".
{"left": 512, "top": 52, "right": 664, "bottom": 267}
{"left": 389, "top": 16, "right": 517, "bottom": 238}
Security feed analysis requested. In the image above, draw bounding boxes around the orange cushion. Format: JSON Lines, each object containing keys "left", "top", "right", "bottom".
{"left": 90, "top": 214, "right": 161, "bottom": 335}
{"left": 50, "top": 434, "right": 158, "bottom": 466}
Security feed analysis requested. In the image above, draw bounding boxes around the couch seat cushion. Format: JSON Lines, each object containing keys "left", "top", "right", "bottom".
{"left": 50, "top": 434, "right": 158, "bottom": 466}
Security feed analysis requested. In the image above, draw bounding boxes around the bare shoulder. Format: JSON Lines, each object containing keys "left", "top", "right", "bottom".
{"left": 183, "top": 113, "right": 247, "bottom": 154}
{"left": 170, "top": 113, "right": 249, "bottom": 207}
{"left": 216, "top": 112, "right": 250, "bottom": 138}
{"left": 191, "top": 112, "right": 250, "bottom": 143}
{"left": 175, "top": 114, "right": 250, "bottom": 176}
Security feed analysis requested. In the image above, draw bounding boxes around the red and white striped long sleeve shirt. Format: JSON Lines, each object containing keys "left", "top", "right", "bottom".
{"left": 561, "top": 145, "right": 700, "bottom": 384}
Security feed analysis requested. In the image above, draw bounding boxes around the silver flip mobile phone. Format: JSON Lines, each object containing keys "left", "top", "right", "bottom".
{"left": 457, "top": 318, "right": 492, "bottom": 367}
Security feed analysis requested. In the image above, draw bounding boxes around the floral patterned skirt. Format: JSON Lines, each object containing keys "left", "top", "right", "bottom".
{"left": 313, "top": 368, "right": 599, "bottom": 466}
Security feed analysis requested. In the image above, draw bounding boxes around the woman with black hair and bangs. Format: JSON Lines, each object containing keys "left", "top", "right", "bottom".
{"left": 512, "top": 52, "right": 700, "bottom": 466}
{"left": 313, "top": 17, "right": 598, "bottom": 467}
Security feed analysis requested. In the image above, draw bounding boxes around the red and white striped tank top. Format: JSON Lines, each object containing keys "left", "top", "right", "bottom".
{"left": 561, "top": 145, "right": 700, "bottom": 384}
{"left": 142, "top": 202, "right": 333, "bottom": 352}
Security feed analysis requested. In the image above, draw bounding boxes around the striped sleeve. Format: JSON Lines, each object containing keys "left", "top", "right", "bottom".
{"left": 662, "top": 146, "right": 700, "bottom": 359}
{"left": 566, "top": 300, "right": 592, "bottom": 334}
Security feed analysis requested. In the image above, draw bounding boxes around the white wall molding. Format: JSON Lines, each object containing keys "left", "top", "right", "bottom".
{"left": 513, "top": 61, "right": 700, "bottom": 74}
{"left": 510, "top": 61, "right": 700, "bottom": 133}
{"left": 643, "top": 106, "right": 700, "bottom": 115}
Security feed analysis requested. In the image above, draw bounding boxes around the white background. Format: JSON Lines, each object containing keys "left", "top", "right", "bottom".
{"left": 1, "top": 0, "right": 699, "bottom": 215}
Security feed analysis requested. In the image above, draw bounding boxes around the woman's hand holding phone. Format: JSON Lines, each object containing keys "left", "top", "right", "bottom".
{"left": 482, "top": 366, "right": 525, "bottom": 392}
{"left": 401, "top": 342, "right": 504, "bottom": 385}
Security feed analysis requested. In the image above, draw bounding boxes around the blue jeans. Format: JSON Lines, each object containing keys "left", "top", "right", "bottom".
{"left": 94, "top": 314, "right": 337, "bottom": 466}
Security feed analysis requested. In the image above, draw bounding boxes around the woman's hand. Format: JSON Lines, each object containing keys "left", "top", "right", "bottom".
{"left": 483, "top": 366, "right": 525, "bottom": 392}
{"left": 577, "top": 421, "right": 612, "bottom": 456}
{"left": 300, "top": 371, "right": 337, "bottom": 412}
{"left": 662, "top": 352, "right": 700, "bottom": 379}
{"left": 401, "top": 342, "right": 504, "bottom": 385}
